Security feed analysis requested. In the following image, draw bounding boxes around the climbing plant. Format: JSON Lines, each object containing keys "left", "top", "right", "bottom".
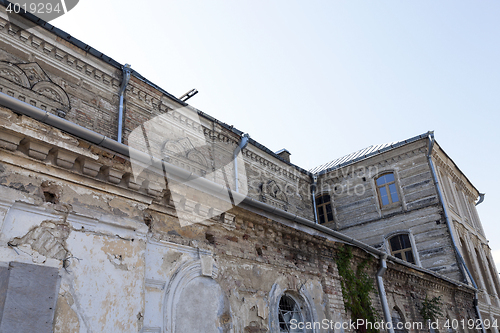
{"left": 336, "top": 245, "right": 378, "bottom": 333}
{"left": 419, "top": 295, "right": 443, "bottom": 322}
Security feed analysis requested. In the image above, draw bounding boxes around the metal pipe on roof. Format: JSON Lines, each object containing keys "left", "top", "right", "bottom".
{"left": 233, "top": 133, "right": 249, "bottom": 193}
{"left": 426, "top": 131, "right": 486, "bottom": 333}
{"left": 310, "top": 174, "right": 318, "bottom": 224}
{"left": 376, "top": 255, "right": 395, "bottom": 333}
{"left": 117, "top": 64, "right": 132, "bottom": 143}
{"left": 0, "top": 90, "right": 389, "bottom": 256}
{"left": 0, "top": 92, "right": 474, "bottom": 329}
{"left": 476, "top": 193, "right": 485, "bottom": 206}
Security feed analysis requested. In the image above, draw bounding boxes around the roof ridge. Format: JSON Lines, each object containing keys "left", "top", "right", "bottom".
{"left": 310, "top": 131, "right": 431, "bottom": 175}
{"left": 0, "top": 2, "right": 311, "bottom": 175}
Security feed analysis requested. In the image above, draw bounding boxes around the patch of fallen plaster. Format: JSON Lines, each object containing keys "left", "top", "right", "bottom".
{"left": 108, "top": 254, "right": 129, "bottom": 271}
{"left": 41, "top": 180, "right": 62, "bottom": 204}
{"left": 244, "top": 321, "right": 268, "bottom": 333}
{"left": 157, "top": 250, "right": 184, "bottom": 276}
{"left": 53, "top": 291, "right": 80, "bottom": 333}
{"left": 9, "top": 219, "right": 71, "bottom": 260}
{"left": 14, "top": 243, "right": 47, "bottom": 263}
{"left": 108, "top": 197, "right": 136, "bottom": 217}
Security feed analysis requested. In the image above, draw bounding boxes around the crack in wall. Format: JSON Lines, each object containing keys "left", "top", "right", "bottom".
{"left": 9, "top": 218, "right": 71, "bottom": 260}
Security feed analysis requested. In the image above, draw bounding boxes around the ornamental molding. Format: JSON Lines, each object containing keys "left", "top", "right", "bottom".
{"left": 0, "top": 14, "right": 177, "bottom": 114}
{"left": 0, "top": 16, "right": 304, "bottom": 184}
{"left": 320, "top": 147, "right": 426, "bottom": 182}
{"left": 385, "top": 265, "right": 455, "bottom": 294}
{"left": 0, "top": 15, "right": 120, "bottom": 91}
{"left": 432, "top": 153, "right": 476, "bottom": 199}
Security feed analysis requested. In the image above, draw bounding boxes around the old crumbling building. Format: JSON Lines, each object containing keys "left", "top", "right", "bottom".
{"left": 311, "top": 132, "right": 500, "bottom": 329}
{"left": 0, "top": 5, "right": 494, "bottom": 333}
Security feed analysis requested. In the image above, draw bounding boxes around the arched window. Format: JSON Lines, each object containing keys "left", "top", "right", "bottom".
{"left": 376, "top": 173, "right": 399, "bottom": 206}
{"left": 475, "top": 248, "right": 494, "bottom": 295}
{"left": 446, "top": 316, "right": 456, "bottom": 333}
{"left": 391, "top": 307, "right": 407, "bottom": 333}
{"left": 459, "top": 237, "right": 480, "bottom": 286}
{"left": 486, "top": 257, "right": 500, "bottom": 296}
{"left": 278, "top": 294, "right": 305, "bottom": 333}
{"left": 316, "top": 194, "right": 334, "bottom": 224}
{"left": 388, "top": 234, "right": 415, "bottom": 264}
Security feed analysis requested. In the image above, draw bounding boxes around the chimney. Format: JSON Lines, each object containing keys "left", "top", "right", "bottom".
{"left": 275, "top": 149, "right": 291, "bottom": 163}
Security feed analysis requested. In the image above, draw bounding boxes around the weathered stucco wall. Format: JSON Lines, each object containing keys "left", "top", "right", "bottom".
{"left": 316, "top": 139, "right": 463, "bottom": 281}
{"left": 432, "top": 146, "right": 500, "bottom": 324}
{"left": 0, "top": 6, "right": 481, "bottom": 333}
{"left": 0, "top": 6, "right": 313, "bottom": 221}
{"left": 0, "top": 107, "right": 476, "bottom": 332}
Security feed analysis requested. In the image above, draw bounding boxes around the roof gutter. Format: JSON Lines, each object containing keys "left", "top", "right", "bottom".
{"left": 476, "top": 193, "right": 485, "bottom": 206}
{"left": 233, "top": 133, "right": 249, "bottom": 193}
{"left": 117, "top": 64, "right": 132, "bottom": 143}
{"left": 0, "top": 92, "right": 470, "bottom": 330}
{"left": 426, "top": 131, "right": 485, "bottom": 332}
{"left": 376, "top": 255, "right": 394, "bottom": 333}
{"left": 0, "top": 90, "right": 387, "bottom": 258}
{"left": 310, "top": 174, "right": 318, "bottom": 224}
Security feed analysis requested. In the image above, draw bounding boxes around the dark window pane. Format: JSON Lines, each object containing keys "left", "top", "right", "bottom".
{"left": 316, "top": 197, "right": 322, "bottom": 205}
{"left": 401, "top": 234, "right": 411, "bottom": 249}
{"left": 326, "top": 204, "right": 332, "bottom": 213}
{"left": 327, "top": 212, "right": 334, "bottom": 222}
{"left": 390, "top": 236, "right": 402, "bottom": 251}
{"left": 379, "top": 187, "right": 389, "bottom": 206}
{"left": 395, "top": 253, "right": 403, "bottom": 260}
{"left": 279, "top": 295, "right": 303, "bottom": 332}
{"left": 389, "top": 183, "right": 399, "bottom": 203}
{"left": 405, "top": 250, "right": 415, "bottom": 264}
{"left": 319, "top": 215, "right": 325, "bottom": 224}
{"left": 324, "top": 194, "right": 330, "bottom": 202}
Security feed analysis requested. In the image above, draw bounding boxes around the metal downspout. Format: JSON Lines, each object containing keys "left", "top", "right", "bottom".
{"left": 311, "top": 174, "right": 318, "bottom": 224}
{"left": 426, "top": 132, "right": 486, "bottom": 333}
{"left": 476, "top": 193, "right": 485, "bottom": 206}
{"left": 0, "top": 93, "right": 477, "bottom": 331}
{"left": 376, "top": 255, "right": 394, "bottom": 333}
{"left": 117, "top": 64, "right": 132, "bottom": 143}
{"left": 233, "top": 133, "right": 249, "bottom": 192}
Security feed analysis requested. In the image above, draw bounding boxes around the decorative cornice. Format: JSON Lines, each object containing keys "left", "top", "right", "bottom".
{"left": 0, "top": 13, "right": 178, "bottom": 115}
{"left": 432, "top": 153, "right": 476, "bottom": 199}
{"left": 320, "top": 147, "right": 426, "bottom": 182}
{"left": 0, "top": 118, "right": 166, "bottom": 201}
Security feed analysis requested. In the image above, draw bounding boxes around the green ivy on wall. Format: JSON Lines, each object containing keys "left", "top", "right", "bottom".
{"left": 419, "top": 295, "right": 443, "bottom": 322}
{"left": 336, "top": 245, "right": 378, "bottom": 333}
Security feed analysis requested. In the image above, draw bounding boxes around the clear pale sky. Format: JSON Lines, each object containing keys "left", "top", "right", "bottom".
{"left": 52, "top": 1, "right": 500, "bottom": 266}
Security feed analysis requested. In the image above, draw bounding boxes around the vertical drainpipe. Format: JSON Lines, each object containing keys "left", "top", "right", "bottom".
{"left": 233, "top": 133, "right": 249, "bottom": 192}
{"left": 311, "top": 174, "right": 318, "bottom": 224}
{"left": 376, "top": 255, "right": 395, "bottom": 333}
{"left": 117, "top": 64, "right": 132, "bottom": 143}
{"left": 426, "top": 131, "right": 486, "bottom": 333}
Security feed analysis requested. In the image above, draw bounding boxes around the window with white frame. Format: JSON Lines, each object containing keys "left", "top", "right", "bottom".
{"left": 388, "top": 234, "right": 415, "bottom": 264}
{"left": 439, "top": 171, "right": 457, "bottom": 212}
{"left": 375, "top": 173, "right": 399, "bottom": 207}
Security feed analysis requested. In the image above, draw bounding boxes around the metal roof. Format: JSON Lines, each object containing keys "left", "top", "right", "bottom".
{"left": 1, "top": 2, "right": 311, "bottom": 175}
{"left": 309, "top": 132, "right": 431, "bottom": 175}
